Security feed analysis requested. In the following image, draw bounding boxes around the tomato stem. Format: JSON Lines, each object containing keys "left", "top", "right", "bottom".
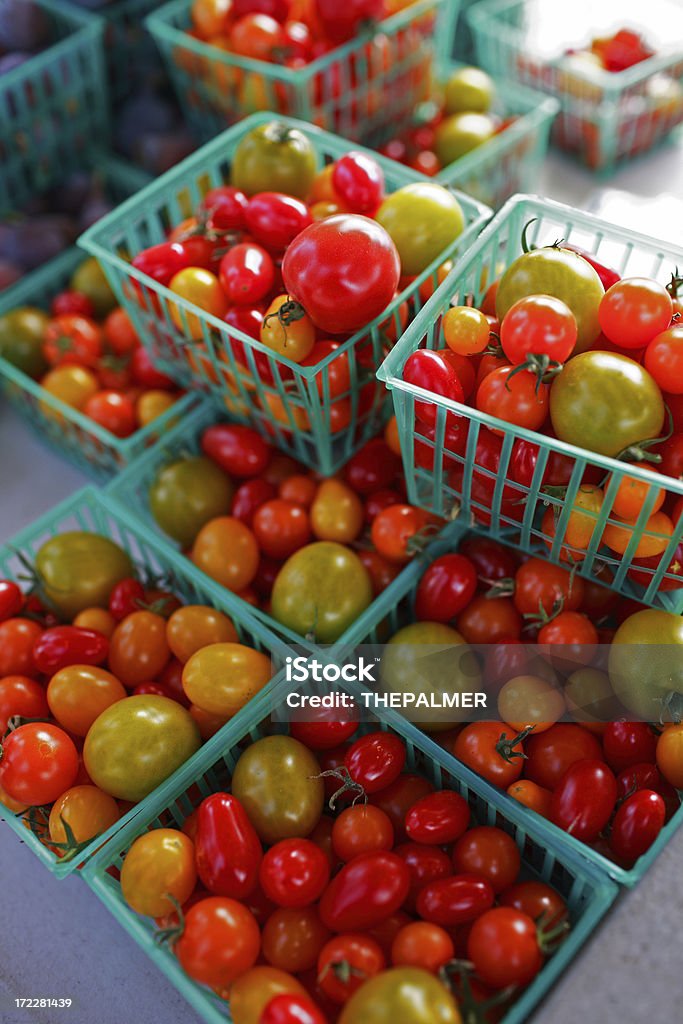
{"left": 496, "top": 726, "right": 534, "bottom": 763}
{"left": 312, "top": 767, "right": 367, "bottom": 810}
{"left": 536, "top": 911, "right": 570, "bottom": 954}
{"left": 154, "top": 894, "right": 185, "bottom": 948}
{"left": 506, "top": 354, "right": 563, "bottom": 394}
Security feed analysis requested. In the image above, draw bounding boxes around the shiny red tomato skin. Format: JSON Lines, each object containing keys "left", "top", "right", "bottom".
{"left": 550, "top": 760, "right": 617, "bottom": 842}
{"left": 468, "top": 907, "right": 543, "bottom": 988}
{"left": 0, "top": 580, "right": 23, "bottom": 621}
{"left": 415, "top": 554, "right": 477, "bottom": 622}
{"left": 608, "top": 790, "right": 666, "bottom": 862}
{"left": 603, "top": 721, "right": 657, "bottom": 773}
{"left": 0, "top": 722, "right": 79, "bottom": 805}
{"left": 260, "top": 994, "right": 328, "bottom": 1024}
{"left": 318, "top": 851, "right": 410, "bottom": 931}
{"left": 245, "top": 192, "right": 312, "bottom": 252}
{"left": 290, "top": 706, "right": 359, "bottom": 750}
{"left": 344, "top": 732, "right": 406, "bottom": 794}
{"left": 524, "top": 724, "right": 602, "bottom": 790}
{"left": 259, "top": 839, "right": 330, "bottom": 909}
{"left": 369, "top": 773, "right": 434, "bottom": 840}
{"left": 405, "top": 790, "right": 470, "bottom": 845}
{"left": 282, "top": 215, "right": 400, "bottom": 335}
{"left": 201, "top": 423, "right": 271, "bottom": 478}
{"left": 195, "top": 793, "right": 263, "bottom": 899}
{"left": 416, "top": 873, "right": 495, "bottom": 927}
{"left": 32, "top": 625, "right": 109, "bottom": 675}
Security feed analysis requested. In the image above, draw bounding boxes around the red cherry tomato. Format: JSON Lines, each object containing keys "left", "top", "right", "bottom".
{"left": 603, "top": 721, "right": 657, "bottom": 773}
{"left": 201, "top": 423, "right": 271, "bottom": 478}
{"left": 246, "top": 193, "right": 313, "bottom": 252}
{"left": 524, "top": 723, "right": 603, "bottom": 789}
{"left": 343, "top": 438, "right": 400, "bottom": 495}
{"left": 131, "top": 347, "right": 174, "bottom": 389}
{"left": 84, "top": 391, "right": 137, "bottom": 438}
{"left": 219, "top": 243, "right": 275, "bottom": 306}
{"left": 201, "top": 185, "right": 249, "bottom": 231}
{"left": 232, "top": 478, "right": 277, "bottom": 526}
{"left": 468, "top": 907, "right": 543, "bottom": 988}
{"left": 317, "top": 933, "right": 385, "bottom": 1005}
{"left": 0, "top": 722, "right": 78, "bottom": 805}
{"left": 416, "top": 873, "right": 495, "bottom": 927}
{"left": 500, "top": 295, "right": 577, "bottom": 365}
{"left": 476, "top": 365, "right": 549, "bottom": 431}
{"left": 0, "top": 580, "right": 23, "bottom": 622}
{"left": 260, "top": 994, "right": 328, "bottom": 1024}
{"left": 260, "top": 839, "right": 330, "bottom": 909}
{"left": 394, "top": 842, "right": 452, "bottom": 907}
{"left": 414, "top": 554, "right": 477, "bottom": 622}
{"left": 550, "top": 759, "right": 617, "bottom": 841}
{"left": 599, "top": 277, "right": 673, "bottom": 349}
{"left": 108, "top": 578, "right": 146, "bottom": 621}
{"left": 332, "top": 152, "right": 384, "bottom": 214}
{"left": 195, "top": 793, "right": 263, "bottom": 899}
{"left": 609, "top": 789, "right": 666, "bottom": 863}
{"left": 369, "top": 773, "right": 434, "bottom": 841}
{"left": 0, "top": 675, "right": 50, "bottom": 733}
{"left": 644, "top": 325, "right": 683, "bottom": 394}
{"left": 32, "top": 626, "right": 109, "bottom": 675}
{"left": 344, "top": 731, "right": 406, "bottom": 794}
{"left": 331, "top": 804, "right": 394, "bottom": 861}
{"left": 318, "top": 851, "right": 410, "bottom": 932}
{"left": 403, "top": 349, "right": 464, "bottom": 426}
{"left": 405, "top": 789, "right": 470, "bottom": 845}
{"left": 451, "top": 826, "right": 521, "bottom": 894}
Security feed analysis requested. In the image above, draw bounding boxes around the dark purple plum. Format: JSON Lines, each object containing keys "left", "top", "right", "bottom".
{"left": 0, "top": 1, "right": 50, "bottom": 53}
{"left": 0, "top": 259, "right": 21, "bottom": 291}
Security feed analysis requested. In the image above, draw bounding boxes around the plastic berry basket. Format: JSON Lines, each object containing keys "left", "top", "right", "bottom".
{"left": 78, "top": 112, "right": 491, "bottom": 476}
{"left": 378, "top": 193, "right": 683, "bottom": 614}
{"left": 0, "top": 486, "right": 291, "bottom": 879}
{"left": 0, "top": 0, "right": 108, "bottom": 215}
{"left": 434, "top": 65, "right": 558, "bottom": 210}
{"left": 467, "top": 0, "right": 683, "bottom": 173}
{"left": 83, "top": 678, "right": 618, "bottom": 1024}
{"left": 0, "top": 159, "right": 190, "bottom": 483}
{"left": 147, "top": 0, "right": 458, "bottom": 144}
{"left": 335, "top": 530, "right": 683, "bottom": 886}
{"left": 105, "top": 398, "right": 452, "bottom": 654}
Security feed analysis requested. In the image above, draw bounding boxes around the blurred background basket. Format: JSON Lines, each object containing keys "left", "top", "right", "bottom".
{"left": 147, "top": 0, "right": 458, "bottom": 143}
{"left": 467, "top": 0, "right": 683, "bottom": 172}
{"left": 0, "top": 486, "right": 291, "bottom": 878}
{"left": 433, "top": 66, "right": 558, "bottom": 209}
{"left": 101, "top": 0, "right": 168, "bottom": 103}
{"left": 78, "top": 112, "right": 491, "bottom": 475}
{"left": 378, "top": 194, "right": 683, "bottom": 612}
{"left": 0, "top": 0, "right": 108, "bottom": 213}
{"left": 83, "top": 685, "right": 618, "bottom": 1024}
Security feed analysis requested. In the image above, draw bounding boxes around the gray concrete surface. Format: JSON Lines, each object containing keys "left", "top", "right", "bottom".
{"left": 2, "top": 137, "right": 683, "bottom": 1024}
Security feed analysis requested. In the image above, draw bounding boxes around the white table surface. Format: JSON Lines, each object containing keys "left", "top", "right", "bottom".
{"left": 2, "top": 140, "right": 683, "bottom": 1024}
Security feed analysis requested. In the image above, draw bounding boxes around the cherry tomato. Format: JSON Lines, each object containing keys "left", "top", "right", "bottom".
{"left": 403, "top": 349, "right": 464, "bottom": 426}
{"left": 219, "top": 243, "right": 275, "bottom": 306}
{"left": 332, "top": 805, "right": 394, "bottom": 861}
{"left": 262, "top": 906, "right": 330, "bottom": 973}
{"left": 370, "top": 773, "right": 434, "bottom": 841}
{"left": 201, "top": 423, "right": 271, "bottom": 478}
{"left": 644, "top": 325, "right": 683, "bottom": 393}
{"left": 550, "top": 759, "right": 617, "bottom": 841}
{"left": 477, "top": 365, "right": 549, "bottom": 431}
{"left": 0, "top": 618, "right": 43, "bottom": 676}
{"left": 254, "top": 500, "right": 312, "bottom": 559}
{"left": 49, "top": 784, "right": 120, "bottom": 850}
{"left": 603, "top": 721, "right": 657, "bottom": 773}
{"left": 0, "top": 580, "right": 23, "bottom": 621}
{"left": 656, "top": 724, "right": 683, "bottom": 789}
{"left": 609, "top": 790, "right": 665, "bottom": 863}
{"left": 32, "top": 625, "right": 108, "bottom": 675}
{"left": 51, "top": 290, "right": 95, "bottom": 318}
{"left": 500, "top": 295, "right": 577, "bottom": 366}
{"left": 370, "top": 504, "right": 433, "bottom": 565}
{"left": 317, "top": 933, "right": 385, "bottom": 1005}
{"left": 169, "top": 268, "right": 228, "bottom": 339}
{"left": 319, "top": 851, "right": 410, "bottom": 932}
{"left": 182, "top": 643, "right": 272, "bottom": 718}
{"left": 468, "top": 907, "right": 542, "bottom": 988}
{"left": 457, "top": 595, "right": 522, "bottom": 644}
{"left": 260, "top": 839, "right": 330, "bottom": 909}
{"left": 43, "top": 314, "right": 102, "bottom": 369}
{"left": 415, "top": 554, "right": 477, "bottom": 622}
{"left": 108, "top": 611, "right": 170, "bottom": 688}
{"left": 260, "top": 994, "right": 327, "bottom": 1024}
{"left": 47, "top": 665, "right": 126, "bottom": 736}
{"left": 391, "top": 922, "right": 454, "bottom": 973}
{"left": 230, "top": 967, "right": 308, "bottom": 1024}
{"left": 417, "top": 873, "right": 495, "bottom": 926}
{"left": 513, "top": 558, "right": 584, "bottom": 616}
{"left": 191, "top": 517, "right": 260, "bottom": 592}
{"left": 443, "top": 305, "right": 490, "bottom": 357}
{"left": 230, "top": 13, "right": 285, "bottom": 60}
{"left": 131, "top": 347, "right": 175, "bottom": 389}
{"left": 282, "top": 215, "right": 400, "bottom": 335}
{"left": 0, "top": 674, "right": 49, "bottom": 733}
{"left": 506, "top": 779, "right": 553, "bottom": 817}
{"left": 260, "top": 293, "right": 316, "bottom": 362}
{"left": 500, "top": 880, "right": 568, "bottom": 929}
{"left": 0, "top": 722, "right": 78, "bottom": 805}
{"left": 454, "top": 722, "right": 526, "bottom": 787}
{"left": 194, "top": 792, "right": 263, "bottom": 899}
{"left": 332, "top": 152, "right": 384, "bottom": 214}
{"left": 246, "top": 192, "right": 312, "bottom": 251}
{"left": 524, "top": 723, "right": 602, "bottom": 789}
{"left": 121, "top": 828, "right": 196, "bottom": 917}
{"left": 338, "top": 966, "right": 460, "bottom": 1023}
{"left": 405, "top": 789, "right": 470, "bottom": 845}
{"left": 345, "top": 731, "right": 406, "bottom": 794}
{"left": 175, "top": 896, "right": 260, "bottom": 988}
{"left": 452, "top": 826, "right": 521, "bottom": 894}
{"left": 233, "top": 479, "right": 278, "bottom": 526}
{"left": 166, "top": 605, "right": 238, "bottom": 664}
{"left": 599, "top": 278, "right": 673, "bottom": 349}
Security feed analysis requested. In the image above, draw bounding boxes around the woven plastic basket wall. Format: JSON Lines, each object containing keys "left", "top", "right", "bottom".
{"left": 378, "top": 194, "right": 683, "bottom": 613}
{"left": 104, "top": 0, "right": 168, "bottom": 102}
{"left": 0, "top": 486, "right": 291, "bottom": 878}
{"left": 468, "top": 0, "right": 683, "bottom": 172}
{"left": 147, "top": 0, "right": 458, "bottom": 143}
{"left": 0, "top": 0, "right": 108, "bottom": 213}
{"left": 83, "top": 686, "right": 618, "bottom": 1024}
{"left": 78, "top": 112, "right": 491, "bottom": 475}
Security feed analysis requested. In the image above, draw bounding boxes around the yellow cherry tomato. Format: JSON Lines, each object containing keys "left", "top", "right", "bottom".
{"left": 169, "top": 268, "right": 228, "bottom": 340}
{"left": 121, "top": 828, "right": 197, "bottom": 917}
{"left": 41, "top": 364, "right": 99, "bottom": 410}
{"left": 260, "top": 294, "right": 315, "bottom": 362}
{"left": 656, "top": 723, "right": 683, "bottom": 788}
{"left": 182, "top": 642, "right": 272, "bottom": 716}
{"left": 73, "top": 607, "right": 117, "bottom": 638}
{"left": 48, "top": 785, "right": 120, "bottom": 848}
{"left": 497, "top": 675, "right": 566, "bottom": 734}
{"left": 47, "top": 665, "right": 127, "bottom": 736}
{"left": 311, "top": 479, "right": 364, "bottom": 543}
{"left": 603, "top": 511, "right": 673, "bottom": 558}
{"left": 191, "top": 517, "right": 260, "bottom": 591}
{"left": 443, "top": 306, "right": 491, "bottom": 356}
{"left": 136, "top": 389, "right": 177, "bottom": 427}
{"left": 166, "top": 604, "right": 239, "bottom": 663}
{"left": 384, "top": 415, "right": 402, "bottom": 456}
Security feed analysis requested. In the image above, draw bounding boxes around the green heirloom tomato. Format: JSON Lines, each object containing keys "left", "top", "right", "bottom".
{"left": 550, "top": 351, "right": 665, "bottom": 457}
{"left": 70, "top": 258, "right": 117, "bottom": 318}
{"left": 339, "top": 967, "right": 461, "bottom": 1024}
{"left": 0, "top": 308, "right": 49, "bottom": 377}
{"left": 609, "top": 610, "right": 683, "bottom": 720}
{"left": 84, "top": 695, "right": 201, "bottom": 802}
{"left": 380, "top": 622, "right": 481, "bottom": 733}
{"left": 231, "top": 735, "right": 324, "bottom": 844}
{"left": 35, "top": 532, "right": 133, "bottom": 619}
{"left": 375, "top": 184, "right": 464, "bottom": 277}
{"left": 444, "top": 66, "right": 495, "bottom": 114}
{"left": 271, "top": 541, "right": 372, "bottom": 642}
{"left": 496, "top": 246, "right": 604, "bottom": 353}
{"left": 149, "top": 455, "right": 234, "bottom": 548}
{"left": 434, "top": 113, "right": 496, "bottom": 165}
{"left": 231, "top": 121, "right": 317, "bottom": 199}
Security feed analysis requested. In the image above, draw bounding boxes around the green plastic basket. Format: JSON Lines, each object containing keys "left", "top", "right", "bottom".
{"left": 101, "top": 0, "right": 168, "bottom": 102}
{"left": 379, "top": 194, "right": 683, "bottom": 613}
{"left": 147, "top": 0, "right": 458, "bottom": 143}
{"left": 0, "top": 486, "right": 292, "bottom": 878}
{"left": 335, "top": 530, "right": 683, "bottom": 886}
{"left": 434, "top": 65, "right": 558, "bottom": 209}
{"left": 0, "top": 0, "right": 108, "bottom": 214}
{"left": 78, "top": 112, "right": 491, "bottom": 475}
{"left": 467, "top": 0, "right": 683, "bottom": 172}
{"left": 452, "top": 0, "right": 479, "bottom": 62}
{"left": 105, "top": 399, "right": 452, "bottom": 654}
{"left": 0, "top": 160, "right": 189, "bottom": 482}
{"left": 83, "top": 685, "right": 618, "bottom": 1024}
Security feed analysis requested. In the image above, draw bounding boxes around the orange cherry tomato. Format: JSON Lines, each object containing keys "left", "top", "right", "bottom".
{"left": 47, "top": 665, "right": 127, "bottom": 736}
{"left": 73, "top": 608, "right": 117, "bottom": 638}
{"left": 166, "top": 605, "right": 239, "bottom": 663}
{"left": 108, "top": 611, "right": 171, "bottom": 687}
{"left": 48, "top": 785, "right": 120, "bottom": 848}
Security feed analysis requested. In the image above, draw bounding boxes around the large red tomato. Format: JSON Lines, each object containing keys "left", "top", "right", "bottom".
{"left": 281, "top": 215, "right": 400, "bottom": 334}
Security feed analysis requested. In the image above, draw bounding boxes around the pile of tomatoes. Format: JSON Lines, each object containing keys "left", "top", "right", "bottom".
{"left": 119, "top": 722, "right": 572, "bottom": 1024}
{"left": 379, "top": 65, "right": 518, "bottom": 177}
{"left": 0, "top": 529, "right": 276, "bottom": 859}
{"left": 0, "top": 257, "right": 183, "bottom": 439}
{"left": 129, "top": 120, "right": 464, "bottom": 433}
{"left": 400, "top": 231, "right": 683, "bottom": 587}
{"left": 146, "top": 421, "right": 442, "bottom": 642}
{"left": 382, "top": 532, "right": 683, "bottom": 867}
